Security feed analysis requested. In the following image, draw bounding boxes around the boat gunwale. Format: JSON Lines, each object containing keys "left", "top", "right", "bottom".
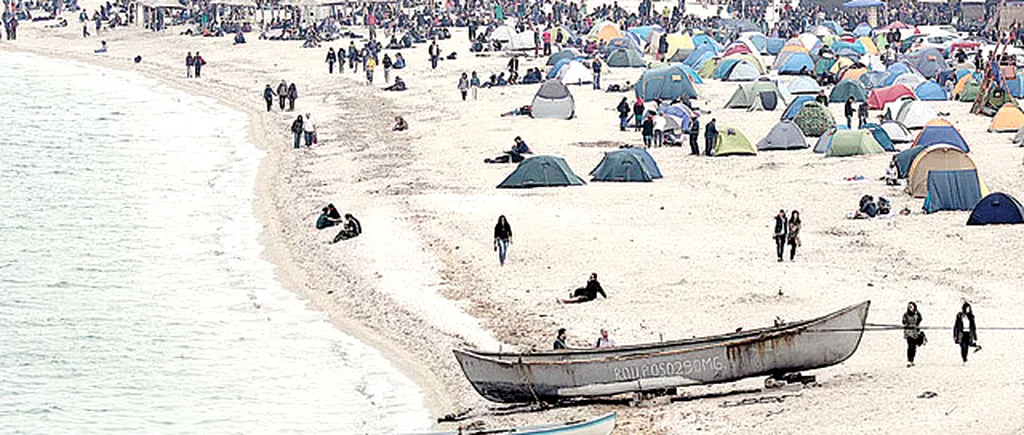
{"left": 454, "top": 301, "right": 869, "bottom": 366}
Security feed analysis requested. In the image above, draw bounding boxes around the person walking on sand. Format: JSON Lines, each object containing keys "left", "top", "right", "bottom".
{"left": 641, "top": 114, "right": 654, "bottom": 147}
{"left": 185, "top": 52, "right": 193, "bottom": 78}
{"left": 632, "top": 98, "right": 644, "bottom": 132}
{"left": 704, "top": 118, "right": 718, "bottom": 156}
{"left": 287, "top": 83, "right": 298, "bottom": 111}
{"left": 326, "top": 47, "right": 337, "bottom": 74}
{"left": 382, "top": 53, "right": 392, "bottom": 83}
{"left": 773, "top": 209, "right": 788, "bottom": 262}
{"left": 365, "top": 56, "right": 376, "bottom": 84}
{"left": 470, "top": 71, "right": 480, "bottom": 100}
{"left": 193, "top": 52, "right": 205, "bottom": 78}
{"left": 787, "top": 210, "right": 801, "bottom": 261}
{"left": 903, "top": 302, "right": 924, "bottom": 367}
{"left": 262, "top": 84, "right": 275, "bottom": 112}
{"left": 493, "top": 215, "right": 512, "bottom": 266}
{"left": 857, "top": 101, "right": 868, "bottom": 129}
{"left": 429, "top": 40, "right": 440, "bottom": 70}
{"left": 689, "top": 114, "right": 700, "bottom": 155}
{"left": 595, "top": 329, "right": 615, "bottom": 348}
{"left": 276, "top": 81, "right": 288, "bottom": 110}
{"left": 616, "top": 98, "right": 630, "bottom": 131}
{"left": 844, "top": 97, "right": 854, "bottom": 128}
{"left": 592, "top": 57, "right": 602, "bottom": 90}
{"left": 954, "top": 302, "right": 981, "bottom": 364}
{"left": 290, "top": 115, "right": 303, "bottom": 149}
{"left": 302, "top": 113, "right": 316, "bottom": 146}
{"left": 458, "top": 73, "right": 470, "bottom": 101}
{"left": 553, "top": 328, "right": 568, "bottom": 350}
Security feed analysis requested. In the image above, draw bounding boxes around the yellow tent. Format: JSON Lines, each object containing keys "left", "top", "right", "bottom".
{"left": 698, "top": 57, "right": 720, "bottom": 78}
{"left": 727, "top": 53, "right": 765, "bottom": 73}
{"left": 858, "top": 36, "right": 879, "bottom": 55}
{"left": 953, "top": 74, "right": 973, "bottom": 97}
{"left": 667, "top": 33, "right": 693, "bottom": 54}
{"left": 781, "top": 43, "right": 809, "bottom": 54}
{"left": 829, "top": 57, "right": 855, "bottom": 74}
{"left": 988, "top": 104, "right": 1024, "bottom": 132}
{"left": 548, "top": 26, "right": 575, "bottom": 44}
{"left": 906, "top": 145, "right": 982, "bottom": 198}
{"left": 589, "top": 21, "right": 623, "bottom": 42}
{"left": 840, "top": 67, "right": 869, "bottom": 81}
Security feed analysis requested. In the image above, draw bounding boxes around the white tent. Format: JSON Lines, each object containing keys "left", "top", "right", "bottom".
{"left": 491, "top": 25, "right": 535, "bottom": 51}
{"left": 532, "top": 80, "right": 575, "bottom": 119}
{"left": 556, "top": 60, "right": 592, "bottom": 85}
{"left": 896, "top": 100, "right": 937, "bottom": 129}
{"left": 892, "top": 73, "right": 926, "bottom": 89}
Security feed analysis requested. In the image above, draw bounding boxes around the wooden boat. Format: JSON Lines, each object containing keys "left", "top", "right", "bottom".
{"left": 406, "top": 412, "right": 616, "bottom": 435}
{"left": 454, "top": 301, "right": 869, "bottom": 403}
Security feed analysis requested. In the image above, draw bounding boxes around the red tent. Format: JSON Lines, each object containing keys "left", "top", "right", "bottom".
{"left": 884, "top": 21, "right": 911, "bottom": 30}
{"left": 868, "top": 84, "right": 917, "bottom": 109}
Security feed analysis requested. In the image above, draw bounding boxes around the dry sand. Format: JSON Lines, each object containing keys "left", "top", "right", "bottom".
{"left": 7, "top": 8, "right": 1024, "bottom": 434}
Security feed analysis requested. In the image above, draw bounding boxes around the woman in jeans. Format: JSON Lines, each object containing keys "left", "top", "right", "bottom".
{"left": 493, "top": 215, "right": 512, "bottom": 266}
{"left": 290, "top": 115, "right": 303, "bottom": 149}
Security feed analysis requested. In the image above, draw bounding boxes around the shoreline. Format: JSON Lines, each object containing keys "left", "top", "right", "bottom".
{"left": 0, "top": 38, "right": 462, "bottom": 423}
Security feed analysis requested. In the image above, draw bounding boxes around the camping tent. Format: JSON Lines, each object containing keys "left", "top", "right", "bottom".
{"left": 555, "top": 61, "right": 592, "bottom": 84}
{"left": 713, "top": 126, "right": 757, "bottom": 156}
{"left": 896, "top": 100, "right": 937, "bottom": 129}
{"left": 954, "top": 78, "right": 980, "bottom": 102}
{"left": 912, "top": 123, "right": 969, "bottom": 152}
{"left": 531, "top": 80, "right": 575, "bottom": 119}
{"left": 902, "top": 48, "right": 949, "bottom": 79}
{"left": 923, "top": 170, "right": 983, "bottom": 213}
{"left": 777, "top": 52, "right": 815, "bottom": 74}
{"left": 892, "top": 73, "right": 926, "bottom": 90}
{"left": 726, "top": 82, "right": 782, "bottom": 109}
{"left": 829, "top": 79, "right": 869, "bottom": 103}
{"left": 860, "top": 71, "right": 889, "bottom": 89}
{"left": 635, "top": 65, "right": 699, "bottom": 100}
{"left": 862, "top": 123, "right": 896, "bottom": 151}
{"left": 915, "top": 81, "right": 948, "bottom": 101}
{"left": 723, "top": 61, "right": 761, "bottom": 81}
{"left": 589, "top": 21, "right": 623, "bottom": 42}
{"left": 606, "top": 48, "right": 646, "bottom": 67}
{"left": 988, "top": 104, "right": 1024, "bottom": 133}
{"left": 868, "top": 84, "right": 916, "bottom": 109}
{"left": 757, "top": 121, "right": 808, "bottom": 150}
{"left": 497, "top": 155, "right": 585, "bottom": 188}
{"left": 782, "top": 95, "right": 816, "bottom": 120}
{"left": 905, "top": 145, "right": 978, "bottom": 197}
{"left": 590, "top": 148, "right": 660, "bottom": 181}
{"left": 787, "top": 76, "right": 821, "bottom": 95}
{"left": 967, "top": 192, "right": 1024, "bottom": 225}
{"left": 824, "top": 130, "right": 884, "bottom": 157}
{"left": 793, "top": 101, "right": 836, "bottom": 136}
{"left": 881, "top": 120, "right": 913, "bottom": 143}
{"left": 813, "top": 126, "right": 849, "bottom": 152}
{"left": 547, "top": 48, "right": 582, "bottom": 65}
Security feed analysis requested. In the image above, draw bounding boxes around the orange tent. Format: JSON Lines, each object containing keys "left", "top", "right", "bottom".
{"left": 988, "top": 104, "right": 1024, "bottom": 132}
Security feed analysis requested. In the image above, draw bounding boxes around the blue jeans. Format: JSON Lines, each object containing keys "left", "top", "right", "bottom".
{"left": 304, "top": 132, "right": 313, "bottom": 146}
{"left": 593, "top": 73, "right": 600, "bottom": 90}
{"left": 293, "top": 132, "right": 301, "bottom": 148}
{"left": 496, "top": 238, "right": 509, "bottom": 265}
{"left": 619, "top": 116, "right": 627, "bottom": 131}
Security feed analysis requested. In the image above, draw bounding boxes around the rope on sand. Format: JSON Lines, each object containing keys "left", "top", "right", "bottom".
{"left": 807, "top": 322, "right": 1024, "bottom": 333}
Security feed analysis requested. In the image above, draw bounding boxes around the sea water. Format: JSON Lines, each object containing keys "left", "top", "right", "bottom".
{"left": 0, "top": 52, "right": 428, "bottom": 434}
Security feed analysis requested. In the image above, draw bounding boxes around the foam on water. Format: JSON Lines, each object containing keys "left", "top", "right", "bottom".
{"left": 0, "top": 52, "right": 429, "bottom": 434}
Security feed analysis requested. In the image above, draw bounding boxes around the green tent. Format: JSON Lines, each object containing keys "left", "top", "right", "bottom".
{"left": 825, "top": 130, "right": 884, "bottom": 157}
{"left": 713, "top": 126, "right": 757, "bottom": 156}
{"left": 829, "top": 79, "right": 869, "bottom": 103}
{"left": 497, "top": 155, "right": 586, "bottom": 188}
{"left": 725, "top": 82, "right": 782, "bottom": 109}
{"left": 814, "top": 58, "right": 836, "bottom": 76}
{"left": 793, "top": 101, "right": 835, "bottom": 137}
{"left": 590, "top": 149, "right": 657, "bottom": 182}
{"left": 982, "top": 86, "right": 1014, "bottom": 116}
{"left": 957, "top": 79, "right": 980, "bottom": 102}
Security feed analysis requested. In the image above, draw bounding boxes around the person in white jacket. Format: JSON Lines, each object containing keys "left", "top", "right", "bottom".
{"left": 302, "top": 113, "right": 316, "bottom": 146}
{"left": 652, "top": 113, "right": 667, "bottom": 147}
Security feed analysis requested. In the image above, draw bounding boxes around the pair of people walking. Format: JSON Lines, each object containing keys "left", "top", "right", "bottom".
{"left": 903, "top": 302, "right": 981, "bottom": 367}
{"left": 772, "top": 210, "right": 801, "bottom": 262}
{"left": 289, "top": 113, "right": 316, "bottom": 148}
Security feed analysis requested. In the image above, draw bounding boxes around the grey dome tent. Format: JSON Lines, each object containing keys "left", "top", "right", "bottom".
{"left": 497, "top": 155, "right": 586, "bottom": 188}
{"left": 531, "top": 80, "right": 575, "bottom": 119}
{"left": 724, "top": 61, "right": 760, "bottom": 81}
{"left": 590, "top": 148, "right": 661, "bottom": 182}
{"left": 751, "top": 91, "right": 779, "bottom": 111}
{"left": 725, "top": 82, "right": 782, "bottom": 109}
{"left": 606, "top": 48, "right": 646, "bottom": 67}
{"left": 757, "top": 120, "right": 808, "bottom": 150}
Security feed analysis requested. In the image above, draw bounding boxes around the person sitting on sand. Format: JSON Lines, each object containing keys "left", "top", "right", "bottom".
{"left": 316, "top": 204, "right": 343, "bottom": 229}
{"left": 393, "top": 53, "right": 406, "bottom": 69}
{"left": 393, "top": 116, "right": 408, "bottom": 131}
{"left": 95, "top": 40, "right": 107, "bottom": 53}
{"left": 520, "top": 68, "right": 542, "bottom": 84}
{"left": 484, "top": 136, "right": 532, "bottom": 163}
{"left": 331, "top": 214, "right": 363, "bottom": 243}
{"left": 553, "top": 328, "right": 568, "bottom": 350}
{"left": 383, "top": 76, "right": 406, "bottom": 92}
{"left": 854, "top": 195, "right": 878, "bottom": 219}
{"left": 562, "top": 273, "right": 607, "bottom": 304}
{"left": 234, "top": 30, "right": 246, "bottom": 44}
{"left": 499, "top": 105, "right": 532, "bottom": 117}
{"left": 595, "top": 329, "right": 615, "bottom": 348}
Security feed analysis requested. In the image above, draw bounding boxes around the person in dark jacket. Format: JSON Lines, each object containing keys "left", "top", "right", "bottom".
{"left": 553, "top": 328, "right": 568, "bottom": 350}
{"left": 193, "top": 52, "right": 205, "bottom": 78}
{"left": 773, "top": 209, "right": 788, "bottom": 262}
{"left": 689, "top": 115, "right": 700, "bottom": 155}
{"left": 903, "top": 302, "right": 924, "bottom": 367}
{"left": 564, "top": 273, "right": 607, "bottom": 303}
{"left": 428, "top": 40, "right": 440, "bottom": 69}
{"left": 641, "top": 115, "right": 655, "bottom": 147}
{"left": 815, "top": 90, "right": 828, "bottom": 106}
{"left": 632, "top": 99, "right": 644, "bottom": 132}
{"left": 326, "top": 47, "right": 337, "bottom": 73}
{"left": 185, "top": 52, "right": 194, "bottom": 78}
{"left": 263, "top": 84, "right": 275, "bottom": 112}
{"left": 592, "top": 57, "right": 602, "bottom": 90}
{"left": 787, "top": 210, "right": 801, "bottom": 261}
{"left": 493, "top": 215, "right": 512, "bottom": 266}
{"left": 616, "top": 98, "right": 630, "bottom": 131}
{"left": 844, "top": 97, "right": 854, "bottom": 128}
{"left": 954, "top": 302, "right": 981, "bottom": 363}
{"left": 347, "top": 42, "right": 359, "bottom": 72}
{"left": 290, "top": 115, "right": 303, "bottom": 148}
{"left": 316, "top": 206, "right": 342, "bottom": 229}
{"left": 382, "top": 54, "right": 393, "bottom": 83}
{"left": 276, "top": 81, "right": 288, "bottom": 110}
{"left": 857, "top": 102, "right": 868, "bottom": 128}
{"left": 287, "top": 83, "right": 298, "bottom": 111}
{"left": 704, "top": 118, "right": 718, "bottom": 156}
{"left": 331, "top": 214, "right": 362, "bottom": 243}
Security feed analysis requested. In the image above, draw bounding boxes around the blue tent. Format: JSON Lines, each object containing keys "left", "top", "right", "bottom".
{"left": 745, "top": 33, "right": 768, "bottom": 53}
{"left": 688, "top": 52, "right": 715, "bottom": 73}
{"left": 635, "top": 65, "right": 699, "bottom": 100}
{"left": 902, "top": 48, "right": 949, "bottom": 79}
{"left": 765, "top": 37, "right": 786, "bottom": 55}
{"left": 778, "top": 52, "right": 815, "bottom": 74}
{"left": 895, "top": 144, "right": 927, "bottom": 177}
{"left": 887, "top": 62, "right": 912, "bottom": 76}
{"left": 915, "top": 125, "right": 970, "bottom": 152}
{"left": 683, "top": 44, "right": 717, "bottom": 68}
{"left": 967, "top": 192, "right": 1024, "bottom": 225}
{"left": 822, "top": 20, "right": 843, "bottom": 35}
{"left": 860, "top": 71, "right": 889, "bottom": 89}
{"left": 713, "top": 58, "right": 740, "bottom": 79}
{"left": 1006, "top": 76, "right": 1024, "bottom": 98}
{"left": 661, "top": 105, "right": 693, "bottom": 130}
{"left": 915, "top": 81, "right": 948, "bottom": 100}
{"left": 679, "top": 64, "right": 704, "bottom": 84}
{"left": 862, "top": 123, "right": 895, "bottom": 151}
{"left": 832, "top": 40, "right": 867, "bottom": 55}
{"left": 548, "top": 58, "right": 573, "bottom": 79}
{"left": 853, "top": 22, "right": 874, "bottom": 37}
{"left": 602, "top": 37, "right": 642, "bottom": 55}
{"left": 954, "top": 68, "right": 981, "bottom": 82}
{"left": 924, "top": 170, "right": 983, "bottom": 214}
{"left": 691, "top": 33, "right": 722, "bottom": 52}
{"left": 628, "top": 25, "right": 663, "bottom": 41}
{"left": 781, "top": 95, "right": 816, "bottom": 120}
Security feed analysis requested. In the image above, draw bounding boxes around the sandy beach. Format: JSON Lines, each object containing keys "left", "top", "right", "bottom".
{"left": 7, "top": 4, "right": 1024, "bottom": 433}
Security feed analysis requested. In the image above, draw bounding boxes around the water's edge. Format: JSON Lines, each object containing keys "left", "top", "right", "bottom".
{"left": 0, "top": 45, "right": 448, "bottom": 424}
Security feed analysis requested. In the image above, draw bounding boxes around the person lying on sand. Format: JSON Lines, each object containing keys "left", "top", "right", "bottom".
{"left": 560, "top": 273, "right": 607, "bottom": 304}
{"left": 331, "top": 214, "right": 362, "bottom": 243}
{"left": 499, "top": 105, "right": 531, "bottom": 117}
{"left": 484, "top": 136, "right": 532, "bottom": 163}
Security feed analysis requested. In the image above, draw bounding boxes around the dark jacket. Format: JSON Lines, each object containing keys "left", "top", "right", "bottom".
{"left": 954, "top": 311, "right": 977, "bottom": 344}
{"left": 690, "top": 117, "right": 700, "bottom": 135}
{"left": 287, "top": 84, "right": 298, "bottom": 99}
{"left": 903, "top": 311, "right": 923, "bottom": 340}
{"left": 844, "top": 100, "right": 854, "bottom": 117}
{"left": 704, "top": 121, "right": 718, "bottom": 139}
{"left": 582, "top": 279, "right": 606, "bottom": 299}
{"left": 263, "top": 86, "right": 275, "bottom": 100}
{"left": 641, "top": 118, "right": 654, "bottom": 135}
{"left": 616, "top": 100, "right": 630, "bottom": 117}
{"left": 494, "top": 221, "right": 512, "bottom": 240}
{"left": 276, "top": 83, "right": 288, "bottom": 96}
{"left": 632, "top": 101, "right": 644, "bottom": 117}
{"left": 773, "top": 215, "right": 788, "bottom": 238}
{"left": 291, "top": 117, "right": 303, "bottom": 133}
{"left": 326, "top": 49, "right": 336, "bottom": 62}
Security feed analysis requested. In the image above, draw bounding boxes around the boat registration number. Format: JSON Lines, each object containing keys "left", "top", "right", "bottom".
{"left": 613, "top": 356, "right": 724, "bottom": 381}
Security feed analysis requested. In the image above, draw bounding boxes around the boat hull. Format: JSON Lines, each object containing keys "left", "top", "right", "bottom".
{"left": 455, "top": 302, "right": 869, "bottom": 403}
{"left": 406, "top": 412, "right": 616, "bottom": 435}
